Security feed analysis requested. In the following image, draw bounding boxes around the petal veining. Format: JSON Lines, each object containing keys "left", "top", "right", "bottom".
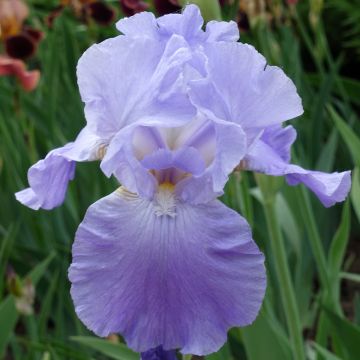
{"left": 69, "top": 189, "right": 266, "bottom": 355}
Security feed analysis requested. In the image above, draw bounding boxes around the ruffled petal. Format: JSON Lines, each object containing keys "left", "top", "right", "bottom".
{"left": 260, "top": 124, "right": 297, "bottom": 163}
{"left": 118, "top": 5, "right": 205, "bottom": 43}
{"left": 141, "top": 147, "right": 206, "bottom": 176}
{"left": 156, "top": 4, "right": 205, "bottom": 43}
{"left": 15, "top": 145, "right": 76, "bottom": 210}
{"left": 244, "top": 127, "right": 351, "bottom": 207}
{"left": 77, "top": 34, "right": 193, "bottom": 138}
{"left": 116, "top": 4, "right": 238, "bottom": 45}
{"left": 100, "top": 117, "right": 189, "bottom": 199}
{"left": 176, "top": 118, "right": 247, "bottom": 204}
{"left": 69, "top": 189, "right": 266, "bottom": 355}
{"left": 189, "top": 42, "right": 303, "bottom": 131}
{"left": 15, "top": 127, "right": 105, "bottom": 210}
{"left": 116, "top": 11, "right": 159, "bottom": 38}
{"left": 286, "top": 170, "right": 351, "bottom": 207}
{"left": 205, "top": 20, "right": 239, "bottom": 42}
{"left": 101, "top": 115, "right": 247, "bottom": 204}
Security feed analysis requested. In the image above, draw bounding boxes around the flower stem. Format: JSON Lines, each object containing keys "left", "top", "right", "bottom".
{"left": 262, "top": 196, "right": 306, "bottom": 360}
{"left": 295, "top": 186, "right": 333, "bottom": 351}
{"left": 295, "top": 186, "right": 330, "bottom": 290}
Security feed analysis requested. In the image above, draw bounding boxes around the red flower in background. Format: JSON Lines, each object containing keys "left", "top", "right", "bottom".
{"left": 0, "top": 0, "right": 42, "bottom": 90}
{"left": 119, "top": 0, "right": 149, "bottom": 16}
{"left": 48, "top": 0, "right": 115, "bottom": 27}
{"left": 0, "top": 0, "right": 43, "bottom": 60}
{"left": 0, "top": 55, "right": 40, "bottom": 91}
{"left": 153, "top": 0, "right": 181, "bottom": 15}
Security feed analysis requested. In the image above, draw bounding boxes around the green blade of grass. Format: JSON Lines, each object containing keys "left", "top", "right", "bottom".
{"left": 71, "top": 336, "right": 138, "bottom": 360}
{"left": 0, "top": 296, "right": 18, "bottom": 358}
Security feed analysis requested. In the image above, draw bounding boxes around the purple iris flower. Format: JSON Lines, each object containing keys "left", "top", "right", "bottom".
{"left": 15, "top": 4, "right": 350, "bottom": 357}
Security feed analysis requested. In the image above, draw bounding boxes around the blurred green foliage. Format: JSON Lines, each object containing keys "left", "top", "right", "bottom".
{"left": 0, "top": 0, "right": 360, "bottom": 359}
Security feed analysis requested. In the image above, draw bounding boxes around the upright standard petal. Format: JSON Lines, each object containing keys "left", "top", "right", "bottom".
{"left": 205, "top": 20, "right": 239, "bottom": 42}
{"left": 77, "top": 34, "right": 194, "bottom": 138}
{"left": 176, "top": 118, "right": 247, "bottom": 204}
{"left": 69, "top": 189, "right": 266, "bottom": 355}
{"left": 15, "top": 127, "right": 106, "bottom": 210}
{"left": 243, "top": 126, "right": 351, "bottom": 207}
{"left": 116, "top": 4, "right": 238, "bottom": 45}
{"left": 189, "top": 42, "right": 303, "bottom": 132}
{"left": 101, "top": 115, "right": 247, "bottom": 203}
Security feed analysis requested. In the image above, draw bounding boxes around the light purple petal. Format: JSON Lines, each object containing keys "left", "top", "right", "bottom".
{"left": 260, "top": 124, "right": 297, "bottom": 163}
{"left": 141, "top": 147, "right": 206, "bottom": 176}
{"left": 77, "top": 36, "right": 164, "bottom": 137}
{"left": 141, "top": 148, "right": 173, "bottom": 170}
{"left": 77, "top": 34, "right": 194, "bottom": 139}
{"left": 176, "top": 118, "right": 247, "bottom": 204}
{"left": 205, "top": 20, "right": 239, "bottom": 42}
{"left": 286, "top": 170, "right": 351, "bottom": 207}
{"left": 69, "top": 189, "right": 266, "bottom": 355}
{"left": 116, "top": 11, "right": 159, "bottom": 38}
{"left": 15, "top": 145, "right": 76, "bottom": 210}
{"left": 16, "top": 127, "right": 105, "bottom": 210}
{"left": 189, "top": 42, "right": 303, "bottom": 132}
{"left": 102, "top": 115, "right": 247, "bottom": 204}
{"left": 116, "top": 5, "right": 239, "bottom": 45}
{"left": 156, "top": 4, "right": 205, "bottom": 44}
{"left": 173, "top": 146, "right": 206, "bottom": 176}
{"left": 244, "top": 129, "right": 351, "bottom": 207}
{"left": 100, "top": 117, "right": 191, "bottom": 199}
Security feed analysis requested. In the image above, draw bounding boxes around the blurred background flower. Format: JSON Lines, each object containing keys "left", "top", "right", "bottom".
{"left": 0, "top": 55, "right": 39, "bottom": 91}
{"left": 0, "top": 0, "right": 42, "bottom": 90}
{"left": 0, "top": 0, "right": 43, "bottom": 59}
{"left": 119, "top": 0, "right": 149, "bottom": 16}
{"left": 153, "top": 0, "right": 180, "bottom": 15}
{"left": 47, "top": 0, "right": 115, "bottom": 27}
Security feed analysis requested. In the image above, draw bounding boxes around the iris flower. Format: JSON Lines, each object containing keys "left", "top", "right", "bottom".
{"left": 0, "top": 55, "right": 39, "bottom": 91}
{"left": 16, "top": 5, "right": 351, "bottom": 358}
{"left": 0, "top": 0, "right": 43, "bottom": 59}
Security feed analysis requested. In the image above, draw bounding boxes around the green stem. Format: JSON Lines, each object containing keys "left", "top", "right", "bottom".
{"left": 295, "top": 186, "right": 333, "bottom": 354}
{"left": 296, "top": 187, "right": 330, "bottom": 290}
{"left": 262, "top": 198, "right": 306, "bottom": 360}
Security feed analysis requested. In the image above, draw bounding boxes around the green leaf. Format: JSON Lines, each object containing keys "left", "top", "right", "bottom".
{"left": 180, "top": 0, "right": 222, "bottom": 21}
{"left": 311, "top": 342, "right": 342, "bottom": 360}
{"left": 328, "top": 201, "right": 350, "bottom": 277}
{"left": 71, "top": 336, "right": 138, "bottom": 360}
{"left": 351, "top": 167, "right": 360, "bottom": 222}
{"left": 242, "top": 311, "right": 292, "bottom": 360}
{"left": 28, "top": 252, "right": 56, "bottom": 285}
{"left": 329, "top": 106, "right": 360, "bottom": 166}
{"left": 324, "top": 307, "right": 360, "bottom": 359}
{"left": 206, "top": 343, "right": 233, "bottom": 360}
{"left": 341, "top": 272, "right": 360, "bottom": 283}
{"left": 0, "top": 296, "right": 18, "bottom": 357}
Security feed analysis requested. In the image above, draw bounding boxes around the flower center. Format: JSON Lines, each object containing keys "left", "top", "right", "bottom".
{"left": 132, "top": 118, "right": 216, "bottom": 189}
{"left": 154, "top": 182, "right": 176, "bottom": 218}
